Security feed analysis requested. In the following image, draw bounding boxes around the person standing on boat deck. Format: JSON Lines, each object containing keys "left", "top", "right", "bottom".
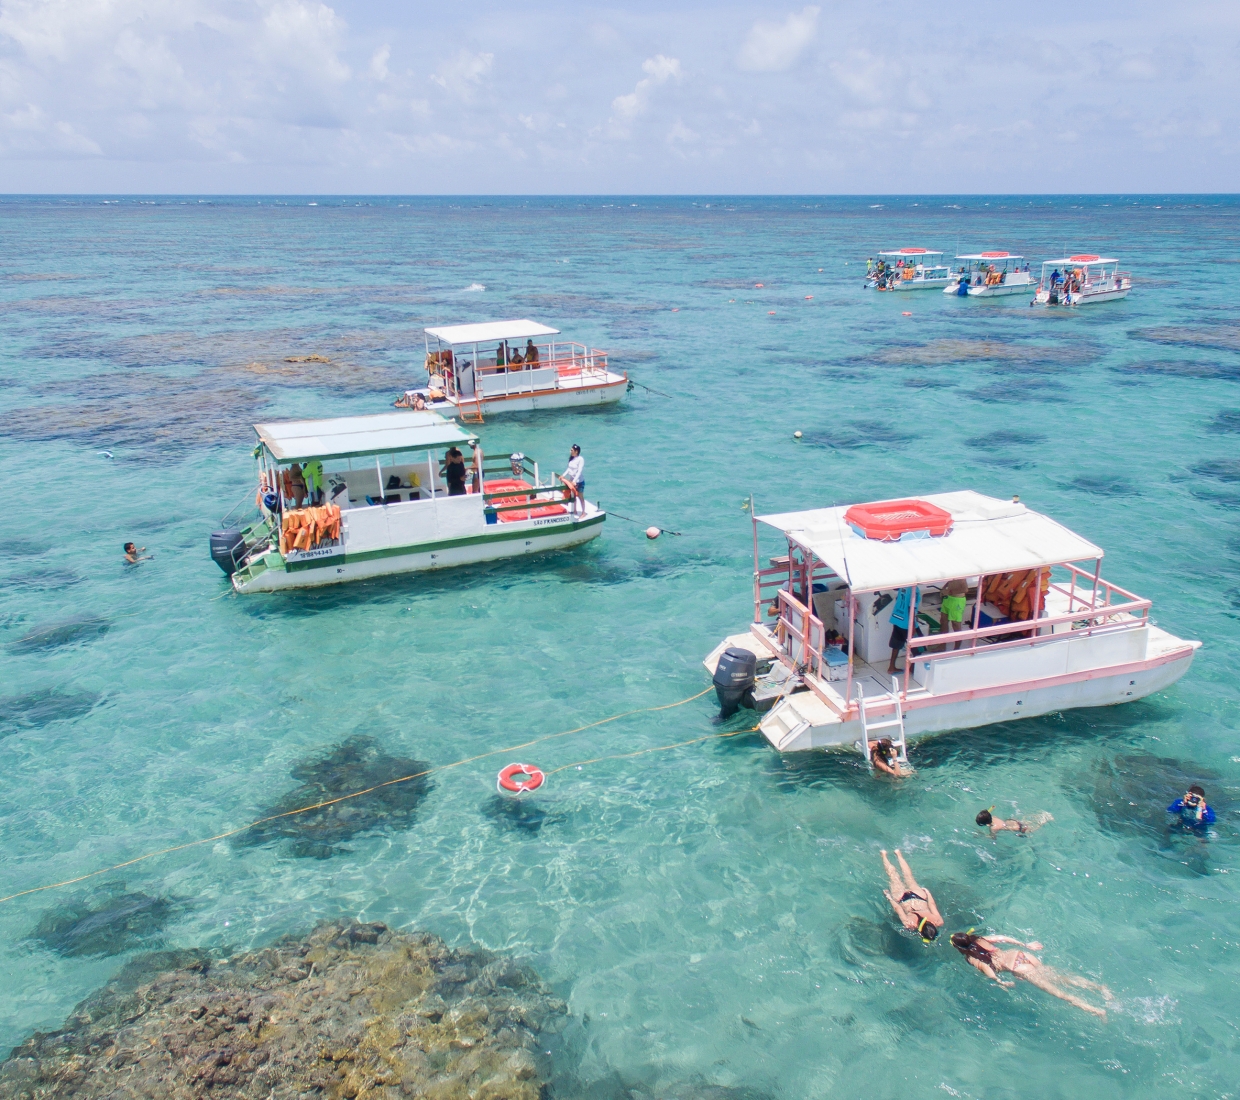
{"left": 304, "top": 459, "right": 324, "bottom": 506}
{"left": 525, "top": 339, "right": 539, "bottom": 364}
{"left": 940, "top": 578, "right": 969, "bottom": 648}
{"left": 495, "top": 342, "right": 508, "bottom": 369}
{"left": 880, "top": 849, "right": 942, "bottom": 942}
{"left": 288, "top": 463, "right": 308, "bottom": 508}
{"left": 444, "top": 447, "right": 468, "bottom": 496}
{"left": 560, "top": 444, "right": 585, "bottom": 516}
{"left": 469, "top": 441, "right": 484, "bottom": 494}
{"left": 887, "top": 585, "right": 920, "bottom": 675}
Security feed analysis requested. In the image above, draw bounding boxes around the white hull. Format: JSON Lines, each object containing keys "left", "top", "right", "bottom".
{"left": 944, "top": 277, "right": 1035, "bottom": 298}
{"left": 426, "top": 374, "right": 628, "bottom": 418}
{"left": 234, "top": 511, "right": 603, "bottom": 593}
{"left": 1035, "top": 287, "right": 1131, "bottom": 306}
{"left": 874, "top": 277, "right": 954, "bottom": 291}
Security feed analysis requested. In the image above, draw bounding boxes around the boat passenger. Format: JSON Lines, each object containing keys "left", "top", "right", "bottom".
{"left": 880, "top": 849, "right": 943, "bottom": 941}
{"left": 288, "top": 463, "right": 308, "bottom": 508}
{"left": 1168, "top": 785, "right": 1216, "bottom": 829}
{"left": 413, "top": 393, "right": 427, "bottom": 411}
{"left": 950, "top": 932, "right": 1112, "bottom": 1019}
{"left": 495, "top": 342, "right": 508, "bottom": 368}
{"left": 939, "top": 578, "right": 969, "bottom": 647}
{"left": 445, "top": 447, "right": 468, "bottom": 496}
{"left": 886, "top": 586, "right": 920, "bottom": 675}
{"left": 560, "top": 444, "right": 585, "bottom": 516}
{"left": 469, "top": 441, "right": 484, "bottom": 494}
{"left": 525, "top": 339, "right": 539, "bottom": 364}
{"left": 975, "top": 807, "right": 1053, "bottom": 836}
{"left": 304, "top": 459, "right": 324, "bottom": 506}
{"left": 124, "top": 542, "right": 152, "bottom": 564}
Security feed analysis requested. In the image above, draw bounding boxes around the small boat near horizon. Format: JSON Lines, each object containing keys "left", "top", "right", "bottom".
{"left": 944, "top": 252, "right": 1035, "bottom": 298}
{"left": 210, "top": 410, "right": 604, "bottom": 593}
{"left": 705, "top": 491, "right": 1198, "bottom": 757}
{"left": 398, "top": 319, "right": 628, "bottom": 422}
{"left": 1033, "top": 255, "right": 1132, "bottom": 306}
{"left": 866, "top": 249, "right": 954, "bottom": 291}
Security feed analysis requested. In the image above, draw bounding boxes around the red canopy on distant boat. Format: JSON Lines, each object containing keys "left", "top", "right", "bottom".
{"left": 1069, "top": 254, "right": 1101, "bottom": 262}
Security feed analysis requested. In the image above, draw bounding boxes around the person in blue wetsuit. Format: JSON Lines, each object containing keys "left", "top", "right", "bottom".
{"left": 886, "top": 586, "right": 920, "bottom": 675}
{"left": 1168, "top": 785, "right": 1216, "bottom": 829}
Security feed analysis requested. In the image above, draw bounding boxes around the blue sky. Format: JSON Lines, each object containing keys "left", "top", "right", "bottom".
{"left": 0, "top": 1, "right": 1236, "bottom": 193}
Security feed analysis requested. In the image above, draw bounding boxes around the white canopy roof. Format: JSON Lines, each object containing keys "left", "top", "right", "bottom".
{"left": 255, "top": 411, "right": 475, "bottom": 462}
{"left": 425, "top": 319, "right": 560, "bottom": 345}
{"left": 758, "top": 491, "right": 1103, "bottom": 593}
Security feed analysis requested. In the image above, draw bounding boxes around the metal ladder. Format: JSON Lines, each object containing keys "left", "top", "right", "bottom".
{"left": 458, "top": 390, "right": 485, "bottom": 424}
{"left": 858, "top": 676, "right": 908, "bottom": 766}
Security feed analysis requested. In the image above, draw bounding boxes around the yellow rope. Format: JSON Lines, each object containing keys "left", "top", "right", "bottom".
{"left": 0, "top": 687, "right": 714, "bottom": 906}
{"left": 545, "top": 724, "right": 759, "bottom": 775}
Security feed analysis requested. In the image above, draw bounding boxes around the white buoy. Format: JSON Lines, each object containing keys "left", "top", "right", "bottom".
{"left": 793, "top": 431, "right": 803, "bottom": 439}
{"left": 646, "top": 526, "right": 662, "bottom": 539}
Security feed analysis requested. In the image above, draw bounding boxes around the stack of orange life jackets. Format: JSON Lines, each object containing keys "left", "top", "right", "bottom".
{"left": 279, "top": 504, "right": 342, "bottom": 555}
{"left": 980, "top": 569, "right": 1050, "bottom": 622}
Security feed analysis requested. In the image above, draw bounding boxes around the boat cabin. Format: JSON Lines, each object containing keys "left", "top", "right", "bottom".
{"left": 403, "top": 319, "right": 627, "bottom": 420}
{"left": 706, "top": 491, "right": 1198, "bottom": 753}
{"left": 947, "top": 252, "right": 1033, "bottom": 297}
{"left": 868, "top": 249, "right": 953, "bottom": 290}
{"left": 1034, "top": 255, "right": 1131, "bottom": 306}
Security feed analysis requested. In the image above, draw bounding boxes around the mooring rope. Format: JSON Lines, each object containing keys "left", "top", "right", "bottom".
{"left": 0, "top": 686, "right": 719, "bottom": 906}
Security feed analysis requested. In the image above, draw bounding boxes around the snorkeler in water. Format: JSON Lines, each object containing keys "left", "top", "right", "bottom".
{"left": 950, "top": 931, "right": 1113, "bottom": 1019}
{"left": 975, "top": 807, "right": 1053, "bottom": 836}
{"left": 1167, "top": 785, "right": 1215, "bottom": 830}
{"left": 880, "top": 849, "right": 943, "bottom": 942}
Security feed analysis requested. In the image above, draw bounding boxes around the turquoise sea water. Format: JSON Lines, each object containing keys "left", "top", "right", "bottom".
{"left": 1, "top": 195, "right": 1238, "bottom": 1098}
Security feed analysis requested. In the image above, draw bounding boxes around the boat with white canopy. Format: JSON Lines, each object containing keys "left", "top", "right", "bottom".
{"left": 399, "top": 319, "right": 628, "bottom": 422}
{"left": 704, "top": 491, "right": 1198, "bottom": 757}
{"left": 209, "top": 410, "right": 604, "bottom": 593}
{"left": 866, "top": 249, "right": 953, "bottom": 291}
{"left": 1034, "top": 255, "right": 1131, "bottom": 306}
{"left": 944, "top": 252, "right": 1035, "bottom": 298}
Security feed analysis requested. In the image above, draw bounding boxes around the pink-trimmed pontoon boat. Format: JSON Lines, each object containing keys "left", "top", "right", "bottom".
{"left": 704, "top": 491, "right": 1198, "bottom": 758}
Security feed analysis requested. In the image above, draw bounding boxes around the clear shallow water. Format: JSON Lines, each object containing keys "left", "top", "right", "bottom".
{"left": 0, "top": 195, "right": 1238, "bottom": 1098}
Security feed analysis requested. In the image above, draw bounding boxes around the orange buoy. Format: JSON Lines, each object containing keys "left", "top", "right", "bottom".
{"left": 804, "top": 295, "right": 813, "bottom": 300}
{"left": 498, "top": 763, "right": 545, "bottom": 794}
{"left": 755, "top": 282, "right": 764, "bottom": 287}
{"left": 768, "top": 310, "right": 775, "bottom": 315}
{"left": 902, "top": 311, "right": 912, "bottom": 316}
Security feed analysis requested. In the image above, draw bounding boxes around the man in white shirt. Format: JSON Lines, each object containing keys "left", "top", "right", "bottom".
{"left": 560, "top": 444, "right": 585, "bottom": 516}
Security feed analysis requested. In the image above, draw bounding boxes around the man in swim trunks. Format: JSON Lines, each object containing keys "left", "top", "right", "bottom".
{"left": 880, "top": 849, "right": 942, "bottom": 942}
{"left": 950, "top": 931, "right": 1112, "bottom": 1019}
{"left": 939, "top": 578, "right": 969, "bottom": 649}
{"left": 975, "top": 807, "right": 1053, "bottom": 836}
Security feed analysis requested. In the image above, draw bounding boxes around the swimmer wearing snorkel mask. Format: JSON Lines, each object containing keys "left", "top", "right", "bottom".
{"left": 975, "top": 806, "right": 1053, "bottom": 836}
{"left": 880, "top": 849, "right": 943, "bottom": 943}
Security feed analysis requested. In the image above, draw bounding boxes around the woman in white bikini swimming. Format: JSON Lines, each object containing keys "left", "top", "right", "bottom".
{"left": 950, "top": 931, "right": 1112, "bottom": 1019}
{"left": 880, "top": 849, "right": 943, "bottom": 942}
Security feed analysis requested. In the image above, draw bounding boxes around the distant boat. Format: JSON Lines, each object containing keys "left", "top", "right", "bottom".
{"left": 943, "top": 252, "right": 1036, "bottom": 298}
{"left": 1034, "top": 255, "right": 1132, "bottom": 306}
{"left": 399, "top": 319, "right": 628, "bottom": 423}
{"left": 866, "top": 249, "right": 953, "bottom": 291}
{"left": 210, "top": 410, "right": 604, "bottom": 593}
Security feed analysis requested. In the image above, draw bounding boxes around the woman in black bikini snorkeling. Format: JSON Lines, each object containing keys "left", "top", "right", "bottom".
{"left": 880, "top": 849, "right": 943, "bottom": 942}
{"left": 975, "top": 807, "right": 1053, "bottom": 836}
{"left": 950, "top": 931, "right": 1112, "bottom": 1019}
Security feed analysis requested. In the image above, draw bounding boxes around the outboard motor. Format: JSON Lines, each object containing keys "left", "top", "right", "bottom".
{"left": 209, "top": 528, "right": 246, "bottom": 576}
{"left": 713, "top": 647, "right": 757, "bottom": 720}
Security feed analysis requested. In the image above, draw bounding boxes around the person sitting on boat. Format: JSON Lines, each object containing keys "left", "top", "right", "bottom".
{"left": 524, "top": 339, "right": 539, "bottom": 364}
{"left": 509, "top": 346, "right": 524, "bottom": 366}
{"left": 1168, "top": 785, "right": 1216, "bottom": 830}
{"left": 444, "top": 447, "right": 468, "bottom": 496}
{"left": 412, "top": 392, "right": 428, "bottom": 411}
{"left": 559, "top": 444, "right": 585, "bottom": 516}
{"left": 869, "top": 739, "right": 908, "bottom": 778}
{"left": 886, "top": 586, "right": 920, "bottom": 674}
{"left": 976, "top": 807, "right": 1053, "bottom": 836}
{"left": 880, "top": 849, "right": 942, "bottom": 942}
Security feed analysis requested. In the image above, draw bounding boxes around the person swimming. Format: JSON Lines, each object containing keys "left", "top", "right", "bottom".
{"left": 880, "top": 849, "right": 943, "bottom": 942}
{"left": 123, "top": 542, "right": 152, "bottom": 564}
{"left": 975, "top": 807, "right": 1053, "bottom": 836}
{"left": 868, "top": 738, "right": 909, "bottom": 778}
{"left": 950, "top": 931, "right": 1112, "bottom": 1019}
{"left": 1168, "top": 785, "right": 1215, "bottom": 829}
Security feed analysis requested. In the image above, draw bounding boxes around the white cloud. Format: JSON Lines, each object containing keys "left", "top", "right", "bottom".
{"left": 738, "top": 6, "right": 819, "bottom": 73}
{"left": 430, "top": 50, "right": 494, "bottom": 99}
{"left": 369, "top": 44, "right": 390, "bottom": 82}
{"left": 611, "top": 54, "right": 681, "bottom": 119}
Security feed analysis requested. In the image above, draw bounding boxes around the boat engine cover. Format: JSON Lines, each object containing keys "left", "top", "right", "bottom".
{"left": 713, "top": 646, "right": 757, "bottom": 719}
{"left": 209, "top": 528, "right": 246, "bottom": 575}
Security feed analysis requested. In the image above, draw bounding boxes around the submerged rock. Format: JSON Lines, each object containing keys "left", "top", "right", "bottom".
{"left": 0, "top": 688, "right": 100, "bottom": 735}
{"left": 7, "top": 615, "right": 110, "bottom": 654}
{"left": 1088, "top": 753, "right": 1225, "bottom": 839}
{"left": 1, "top": 920, "right": 566, "bottom": 1100}
{"left": 481, "top": 794, "right": 562, "bottom": 835}
{"left": 31, "top": 885, "right": 180, "bottom": 957}
{"left": 236, "top": 736, "right": 433, "bottom": 858}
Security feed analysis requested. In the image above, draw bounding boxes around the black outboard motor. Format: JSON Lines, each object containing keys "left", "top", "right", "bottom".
{"left": 713, "top": 647, "right": 757, "bottom": 720}
{"left": 209, "top": 528, "right": 246, "bottom": 575}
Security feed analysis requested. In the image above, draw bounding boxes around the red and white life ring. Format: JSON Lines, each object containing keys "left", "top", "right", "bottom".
{"left": 497, "top": 762, "right": 545, "bottom": 794}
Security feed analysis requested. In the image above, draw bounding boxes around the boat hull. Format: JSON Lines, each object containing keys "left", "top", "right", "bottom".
{"left": 967, "top": 279, "right": 1035, "bottom": 297}
{"left": 428, "top": 376, "right": 628, "bottom": 418}
{"left": 233, "top": 512, "right": 604, "bottom": 593}
{"left": 874, "top": 277, "right": 954, "bottom": 291}
{"left": 1034, "top": 287, "right": 1131, "bottom": 306}
{"left": 762, "top": 642, "right": 1197, "bottom": 752}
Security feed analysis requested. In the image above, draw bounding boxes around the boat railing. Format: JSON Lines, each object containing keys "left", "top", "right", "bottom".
{"left": 774, "top": 589, "right": 828, "bottom": 682}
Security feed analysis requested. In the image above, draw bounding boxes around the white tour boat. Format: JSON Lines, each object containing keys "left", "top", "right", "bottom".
{"left": 944, "top": 252, "right": 1036, "bottom": 298}
{"left": 866, "top": 249, "right": 954, "bottom": 291}
{"left": 1033, "top": 255, "right": 1132, "bottom": 306}
{"left": 398, "top": 319, "right": 629, "bottom": 423}
{"left": 209, "top": 410, "right": 604, "bottom": 594}
{"left": 704, "top": 492, "right": 1198, "bottom": 758}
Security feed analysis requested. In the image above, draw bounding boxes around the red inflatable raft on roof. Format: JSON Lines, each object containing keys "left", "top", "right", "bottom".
{"left": 844, "top": 499, "right": 954, "bottom": 542}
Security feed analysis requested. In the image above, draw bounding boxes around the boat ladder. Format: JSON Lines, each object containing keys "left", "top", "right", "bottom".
{"left": 459, "top": 393, "right": 485, "bottom": 424}
{"left": 858, "top": 676, "right": 908, "bottom": 766}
